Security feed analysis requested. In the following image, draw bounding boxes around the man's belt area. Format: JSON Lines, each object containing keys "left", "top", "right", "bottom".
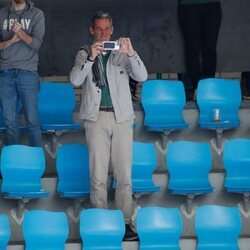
{"left": 99, "top": 106, "right": 114, "bottom": 112}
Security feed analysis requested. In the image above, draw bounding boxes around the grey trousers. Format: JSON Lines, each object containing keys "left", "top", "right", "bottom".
{"left": 84, "top": 111, "right": 133, "bottom": 223}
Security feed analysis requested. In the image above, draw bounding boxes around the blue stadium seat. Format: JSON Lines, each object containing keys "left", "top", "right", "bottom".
{"left": 141, "top": 80, "right": 188, "bottom": 153}
{"left": 197, "top": 78, "right": 241, "bottom": 154}
{"left": 39, "top": 82, "right": 81, "bottom": 158}
{"left": 0, "top": 145, "right": 49, "bottom": 224}
{"left": 80, "top": 208, "right": 125, "bottom": 250}
{"left": 0, "top": 215, "right": 10, "bottom": 249}
{"left": 112, "top": 141, "right": 160, "bottom": 218}
{"left": 131, "top": 142, "right": 159, "bottom": 194}
{"left": 57, "top": 144, "right": 90, "bottom": 222}
{"left": 23, "top": 210, "right": 69, "bottom": 250}
{"left": 137, "top": 206, "right": 182, "bottom": 250}
{"left": 166, "top": 141, "right": 213, "bottom": 216}
{"left": 223, "top": 138, "right": 250, "bottom": 213}
{"left": 195, "top": 205, "right": 241, "bottom": 250}
{"left": 142, "top": 80, "right": 188, "bottom": 131}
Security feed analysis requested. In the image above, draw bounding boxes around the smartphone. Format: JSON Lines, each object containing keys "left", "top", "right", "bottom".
{"left": 103, "top": 41, "right": 120, "bottom": 50}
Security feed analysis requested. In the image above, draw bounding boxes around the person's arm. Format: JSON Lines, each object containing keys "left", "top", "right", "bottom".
{"left": 12, "top": 10, "right": 45, "bottom": 51}
{"left": 69, "top": 49, "right": 95, "bottom": 87}
{"left": 126, "top": 51, "right": 148, "bottom": 82}
{"left": 118, "top": 37, "right": 148, "bottom": 82}
{"left": 69, "top": 42, "right": 103, "bottom": 86}
{"left": 0, "top": 34, "right": 20, "bottom": 50}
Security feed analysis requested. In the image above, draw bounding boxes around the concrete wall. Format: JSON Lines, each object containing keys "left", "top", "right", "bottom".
{"left": 1, "top": 0, "right": 250, "bottom": 75}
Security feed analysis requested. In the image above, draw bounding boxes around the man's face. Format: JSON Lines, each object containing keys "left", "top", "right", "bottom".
{"left": 90, "top": 18, "right": 113, "bottom": 42}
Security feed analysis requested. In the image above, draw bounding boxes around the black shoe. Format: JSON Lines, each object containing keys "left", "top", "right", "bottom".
{"left": 123, "top": 224, "right": 139, "bottom": 241}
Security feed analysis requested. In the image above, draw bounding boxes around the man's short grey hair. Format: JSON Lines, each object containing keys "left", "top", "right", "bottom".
{"left": 91, "top": 11, "right": 113, "bottom": 27}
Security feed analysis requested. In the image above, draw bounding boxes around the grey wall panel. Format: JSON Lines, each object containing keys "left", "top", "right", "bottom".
{"left": 217, "top": 0, "right": 250, "bottom": 72}
{"left": 0, "top": 0, "right": 250, "bottom": 75}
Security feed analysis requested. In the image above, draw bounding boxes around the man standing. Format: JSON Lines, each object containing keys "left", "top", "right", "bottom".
{"left": 70, "top": 11, "right": 147, "bottom": 240}
{"left": 0, "top": 0, "right": 45, "bottom": 146}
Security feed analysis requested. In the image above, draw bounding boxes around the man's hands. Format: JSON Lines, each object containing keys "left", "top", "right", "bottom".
{"left": 89, "top": 42, "right": 103, "bottom": 61}
{"left": 118, "top": 37, "right": 135, "bottom": 56}
{"left": 2, "top": 21, "right": 24, "bottom": 49}
{"left": 0, "top": 21, "right": 33, "bottom": 50}
{"left": 12, "top": 21, "right": 23, "bottom": 34}
{"left": 11, "top": 20, "right": 33, "bottom": 45}
{"left": 88, "top": 37, "right": 135, "bottom": 61}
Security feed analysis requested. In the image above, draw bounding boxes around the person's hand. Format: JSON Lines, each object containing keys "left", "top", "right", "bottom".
{"left": 89, "top": 42, "right": 104, "bottom": 61}
{"left": 118, "top": 37, "right": 135, "bottom": 56}
{"left": 12, "top": 21, "right": 23, "bottom": 34}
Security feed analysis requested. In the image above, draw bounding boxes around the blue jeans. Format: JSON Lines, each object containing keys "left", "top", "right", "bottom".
{"left": 0, "top": 69, "right": 42, "bottom": 146}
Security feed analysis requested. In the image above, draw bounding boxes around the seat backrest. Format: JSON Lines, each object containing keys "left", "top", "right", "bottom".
{"left": 223, "top": 138, "right": 250, "bottom": 189}
{"left": 23, "top": 210, "right": 69, "bottom": 250}
{"left": 132, "top": 141, "right": 157, "bottom": 180}
{"left": 1, "top": 145, "right": 45, "bottom": 193}
{"left": 141, "top": 80, "right": 186, "bottom": 127}
{"left": 80, "top": 208, "right": 125, "bottom": 250}
{"left": 137, "top": 206, "right": 182, "bottom": 249}
{"left": 0, "top": 214, "right": 10, "bottom": 249}
{"left": 56, "top": 144, "right": 90, "bottom": 194}
{"left": 197, "top": 78, "right": 241, "bottom": 123}
{"left": 39, "top": 82, "right": 76, "bottom": 125}
{"left": 166, "top": 141, "right": 212, "bottom": 193}
{"left": 195, "top": 205, "right": 241, "bottom": 249}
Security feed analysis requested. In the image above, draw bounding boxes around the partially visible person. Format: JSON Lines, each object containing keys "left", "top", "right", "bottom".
{"left": 178, "top": 0, "right": 222, "bottom": 99}
{"left": 241, "top": 71, "right": 250, "bottom": 99}
{"left": 70, "top": 11, "right": 147, "bottom": 241}
{"left": 129, "top": 76, "right": 139, "bottom": 101}
{"left": 0, "top": 0, "right": 45, "bottom": 146}
{"left": 177, "top": 72, "right": 193, "bottom": 101}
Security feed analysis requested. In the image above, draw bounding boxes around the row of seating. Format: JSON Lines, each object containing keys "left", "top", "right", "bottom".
{"left": 0, "top": 144, "right": 88, "bottom": 224}
{"left": 142, "top": 78, "right": 242, "bottom": 154}
{"left": 0, "top": 205, "right": 242, "bottom": 249}
{"left": 0, "top": 78, "right": 242, "bottom": 158}
{"left": 0, "top": 138, "right": 249, "bottom": 224}
{"left": 136, "top": 139, "right": 250, "bottom": 216}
